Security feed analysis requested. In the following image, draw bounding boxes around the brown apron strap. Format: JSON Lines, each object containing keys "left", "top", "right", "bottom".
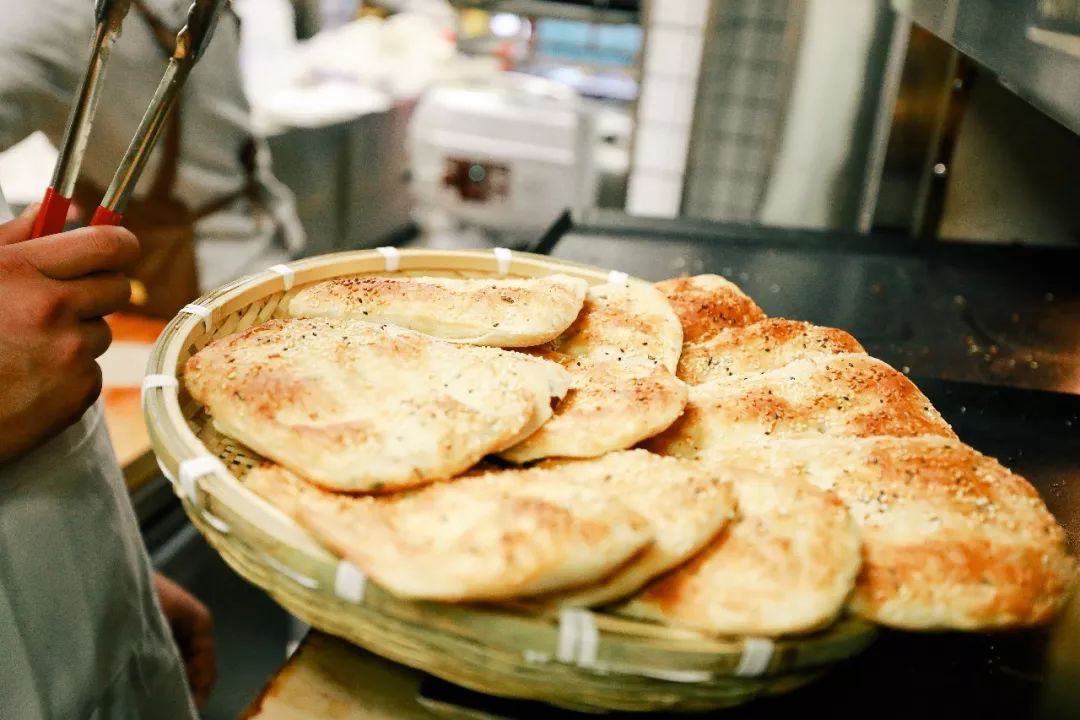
{"left": 132, "top": 1, "right": 262, "bottom": 223}
{"left": 132, "top": 0, "right": 184, "bottom": 202}
{"left": 133, "top": 0, "right": 179, "bottom": 57}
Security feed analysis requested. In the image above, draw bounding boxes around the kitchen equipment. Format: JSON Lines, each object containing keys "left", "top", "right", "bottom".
{"left": 409, "top": 74, "right": 598, "bottom": 247}
{"left": 89, "top": 0, "right": 227, "bottom": 226}
{"left": 29, "top": 0, "right": 227, "bottom": 237}
{"left": 142, "top": 248, "right": 876, "bottom": 714}
{"left": 30, "top": 0, "right": 133, "bottom": 238}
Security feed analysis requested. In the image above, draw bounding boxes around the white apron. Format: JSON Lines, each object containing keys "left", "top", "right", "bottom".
{"left": 0, "top": 191, "right": 196, "bottom": 719}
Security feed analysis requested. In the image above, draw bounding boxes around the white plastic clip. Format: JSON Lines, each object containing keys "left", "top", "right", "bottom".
{"left": 376, "top": 246, "right": 400, "bottom": 272}
{"left": 177, "top": 456, "right": 226, "bottom": 505}
{"left": 201, "top": 510, "right": 231, "bottom": 534}
{"left": 260, "top": 552, "right": 319, "bottom": 589}
{"left": 334, "top": 560, "right": 367, "bottom": 603}
{"left": 733, "top": 637, "right": 774, "bottom": 677}
{"left": 523, "top": 650, "right": 551, "bottom": 664}
{"left": 556, "top": 607, "right": 599, "bottom": 667}
{"left": 180, "top": 303, "right": 213, "bottom": 333}
{"left": 493, "top": 247, "right": 512, "bottom": 274}
{"left": 140, "top": 374, "right": 178, "bottom": 410}
{"left": 607, "top": 269, "right": 630, "bottom": 286}
{"left": 268, "top": 263, "right": 295, "bottom": 291}
{"left": 156, "top": 457, "right": 175, "bottom": 483}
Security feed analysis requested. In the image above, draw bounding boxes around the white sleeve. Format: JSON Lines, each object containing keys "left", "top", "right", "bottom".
{"left": 0, "top": 2, "right": 92, "bottom": 152}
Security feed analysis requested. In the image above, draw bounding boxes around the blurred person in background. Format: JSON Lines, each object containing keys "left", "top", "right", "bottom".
{"left": 0, "top": 0, "right": 305, "bottom": 317}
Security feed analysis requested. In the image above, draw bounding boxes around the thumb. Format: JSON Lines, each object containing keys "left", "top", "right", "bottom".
{"left": 0, "top": 203, "right": 40, "bottom": 246}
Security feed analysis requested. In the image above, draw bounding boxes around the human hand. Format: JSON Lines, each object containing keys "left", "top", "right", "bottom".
{"left": 0, "top": 205, "right": 138, "bottom": 463}
{"left": 154, "top": 572, "right": 217, "bottom": 709}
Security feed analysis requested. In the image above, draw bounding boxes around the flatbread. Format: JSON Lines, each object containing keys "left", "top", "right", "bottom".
{"left": 701, "top": 437, "right": 1075, "bottom": 630}
{"left": 620, "top": 474, "right": 860, "bottom": 636}
{"left": 243, "top": 461, "right": 654, "bottom": 601}
{"left": 677, "top": 318, "right": 865, "bottom": 384}
{"left": 655, "top": 274, "right": 766, "bottom": 344}
{"left": 534, "top": 450, "right": 737, "bottom": 606}
{"left": 647, "top": 354, "right": 955, "bottom": 458}
{"left": 278, "top": 273, "right": 589, "bottom": 347}
{"left": 499, "top": 352, "right": 688, "bottom": 463}
{"left": 184, "top": 317, "right": 570, "bottom": 492}
{"left": 546, "top": 280, "right": 683, "bottom": 373}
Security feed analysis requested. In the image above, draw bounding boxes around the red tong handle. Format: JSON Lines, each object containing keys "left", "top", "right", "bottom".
{"left": 90, "top": 205, "right": 124, "bottom": 227}
{"left": 30, "top": 187, "right": 72, "bottom": 238}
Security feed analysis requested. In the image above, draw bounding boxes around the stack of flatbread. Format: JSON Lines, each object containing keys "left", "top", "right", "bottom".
{"left": 184, "top": 269, "right": 1073, "bottom": 640}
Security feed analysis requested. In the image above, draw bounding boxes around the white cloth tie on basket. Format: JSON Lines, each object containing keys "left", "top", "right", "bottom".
{"left": 176, "top": 456, "right": 227, "bottom": 506}
{"left": 200, "top": 510, "right": 231, "bottom": 534}
{"left": 259, "top": 552, "right": 319, "bottom": 590}
{"left": 267, "top": 263, "right": 295, "bottom": 291}
{"left": 334, "top": 560, "right": 367, "bottom": 603}
{"left": 556, "top": 607, "right": 599, "bottom": 668}
{"left": 493, "top": 247, "right": 512, "bottom": 275}
{"left": 140, "top": 374, "right": 178, "bottom": 411}
{"left": 376, "top": 246, "right": 400, "bottom": 272}
{"left": 179, "top": 303, "right": 213, "bottom": 333}
{"left": 733, "top": 637, "right": 775, "bottom": 677}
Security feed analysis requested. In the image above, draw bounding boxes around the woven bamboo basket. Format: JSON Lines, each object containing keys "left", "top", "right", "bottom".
{"left": 143, "top": 248, "right": 877, "bottom": 713}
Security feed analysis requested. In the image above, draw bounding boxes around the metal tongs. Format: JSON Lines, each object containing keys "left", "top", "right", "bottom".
{"left": 30, "top": 0, "right": 227, "bottom": 237}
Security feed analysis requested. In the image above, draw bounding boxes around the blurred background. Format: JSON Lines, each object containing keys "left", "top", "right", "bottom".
{"left": 2, "top": 1, "right": 1078, "bottom": 717}
{"left": 4, "top": 0, "right": 1078, "bottom": 255}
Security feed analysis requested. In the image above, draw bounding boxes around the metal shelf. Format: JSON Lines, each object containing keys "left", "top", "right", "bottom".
{"left": 894, "top": 0, "right": 1080, "bottom": 135}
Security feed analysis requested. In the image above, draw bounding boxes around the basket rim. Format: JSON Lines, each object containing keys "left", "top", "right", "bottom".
{"left": 143, "top": 247, "right": 878, "bottom": 682}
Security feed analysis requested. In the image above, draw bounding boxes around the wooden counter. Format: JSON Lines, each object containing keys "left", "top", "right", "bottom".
{"left": 101, "top": 313, "right": 167, "bottom": 492}
{"left": 242, "top": 632, "right": 438, "bottom": 720}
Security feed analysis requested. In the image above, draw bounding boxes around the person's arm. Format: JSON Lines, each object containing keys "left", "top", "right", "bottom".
{"left": 0, "top": 205, "right": 137, "bottom": 462}
{"left": 153, "top": 573, "right": 217, "bottom": 710}
{"left": 0, "top": 2, "right": 90, "bottom": 151}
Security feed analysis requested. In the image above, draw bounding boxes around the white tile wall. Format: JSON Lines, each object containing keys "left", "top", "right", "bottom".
{"left": 626, "top": 172, "right": 683, "bottom": 217}
{"left": 627, "top": 0, "right": 710, "bottom": 219}
{"left": 638, "top": 75, "right": 696, "bottom": 125}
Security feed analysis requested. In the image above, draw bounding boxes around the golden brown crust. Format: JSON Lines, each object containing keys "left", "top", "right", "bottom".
{"left": 533, "top": 450, "right": 738, "bottom": 606}
{"left": 184, "top": 317, "right": 569, "bottom": 492}
{"left": 647, "top": 354, "right": 955, "bottom": 457}
{"left": 655, "top": 274, "right": 766, "bottom": 344}
{"left": 677, "top": 318, "right": 865, "bottom": 384}
{"left": 620, "top": 474, "right": 860, "bottom": 636}
{"left": 696, "top": 437, "right": 1075, "bottom": 630}
{"left": 546, "top": 281, "right": 683, "bottom": 373}
{"left": 499, "top": 352, "right": 688, "bottom": 463}
{"left": 278, "top": 273, "right": 588, "bottom": 347}
{"left": 243, "top": 459, "right": 655, "bottom": 601}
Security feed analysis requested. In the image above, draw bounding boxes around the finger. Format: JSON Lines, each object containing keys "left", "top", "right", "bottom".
{"left": 21, "top": 225, "right": 139, "bottom": 279}
{"left": 78, "top": 318, "right": 113, "bottom": 359}
{"left": 57, "top": 362, "right": 103, "bottom": 427}
{"left": 189, "top": 640, "right": 217, "bottom": 709}
{"left": 0, "top": 203, "right": 39, "bottom": 246}
{"left": 66, "top": 272, "right": 133, "bottom": 319}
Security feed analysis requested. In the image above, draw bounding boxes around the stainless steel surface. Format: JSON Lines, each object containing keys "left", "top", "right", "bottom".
{"left": 343, "top": 100, "right": 416, "bottom": 250}
{"left": 869, "top": 24, "right": 962, "bottom": 235}
{"left": 266, "top": 102, "right": 415, "bottom": 255}
{"left": 100, "top": 0, "right": 227, "bottom": 213}
{"left": 895, "top": 0, "right": 1080, "bottom": 137}
{"left": 549, "top": 210, "right": 1080, "bottom": 393}
{"left": 50, "top": 0, "right": 132, "bottom": 196}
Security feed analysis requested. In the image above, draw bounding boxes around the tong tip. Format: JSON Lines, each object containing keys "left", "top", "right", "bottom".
{"left": 175, "top": 0, "right": 228, "bottom": 63}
